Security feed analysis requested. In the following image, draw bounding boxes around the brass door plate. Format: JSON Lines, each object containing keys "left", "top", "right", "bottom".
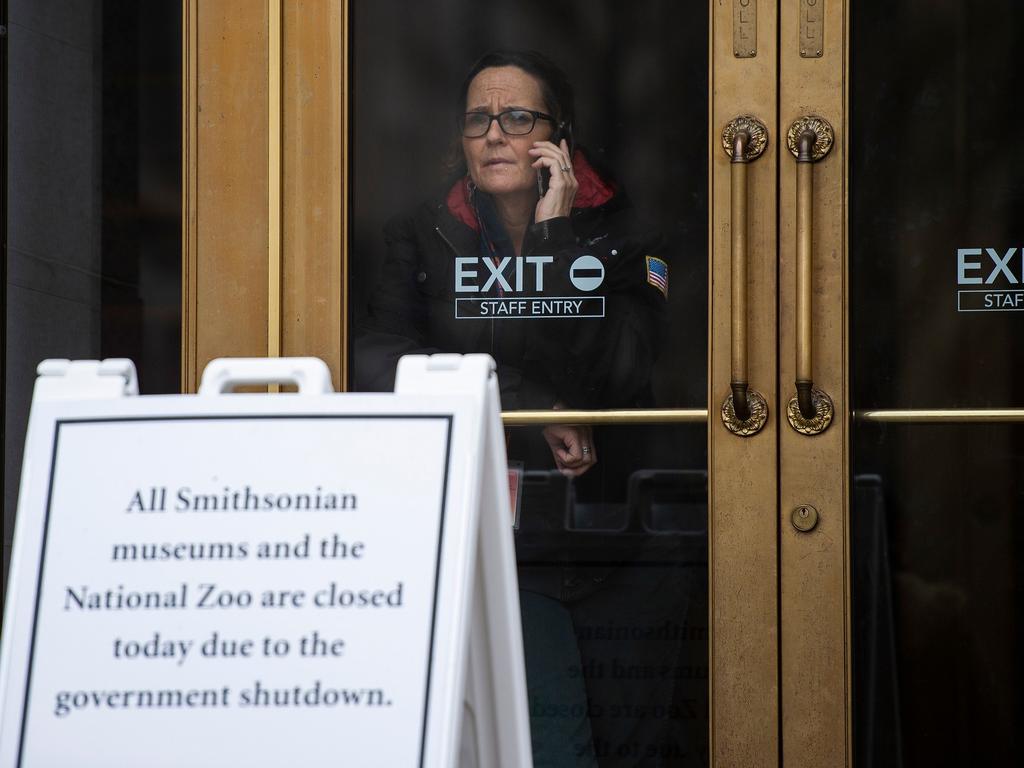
{"left": 722, "top": 115, "right": 769, "bottom": 162}
{"left": 791, "top": 505, "right": 819, "bottom": 532}
{"left": 721, "top": 390, "right": 769, "bottom": 437}
{"left": 800, "top": 0, "right": 824, "bottom": 58}
{"left": 786, "top": 116, "right": 834, "bottom": 162}
{"left": 786, "top": 388, "right": 834, "bottom": 435}
{"left": 733, "top": 0, "right": 757, "bottom": 58}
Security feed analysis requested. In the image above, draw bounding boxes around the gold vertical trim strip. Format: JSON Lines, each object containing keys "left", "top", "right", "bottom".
{"left": 339, "top": 0, "right": 350, "bottom": 390}
{"left": 268, "top": 0, "right": 283, "bottom": 364}
{"left": 843, "top": 3, "right": 852, "bottom": 762}
{"left": 705, "top": 1, "right": 716, "bottom": 760}
{"left": 711, "top": 1, "right": 779, "bottom": 763}
{"left": 181, "top": 0, "right": 199, "bottom": 392}
{"left": 778, "top": 0, "right": 847, "bottom": 763}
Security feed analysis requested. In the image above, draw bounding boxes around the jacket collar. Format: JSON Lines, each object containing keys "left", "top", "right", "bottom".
{"left": 444, "top": 150, "right": 616, "bottom": 233}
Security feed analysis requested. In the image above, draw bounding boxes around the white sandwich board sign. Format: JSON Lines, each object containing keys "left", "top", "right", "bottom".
{"left": 0, "top": 355, "right": 531, "bottom": 768}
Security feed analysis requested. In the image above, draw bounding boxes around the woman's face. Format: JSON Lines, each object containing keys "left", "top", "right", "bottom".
{"left": 462, "top": 66, "right": 554, "bottom": 200}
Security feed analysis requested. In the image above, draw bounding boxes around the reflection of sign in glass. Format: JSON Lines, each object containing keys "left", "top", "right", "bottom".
{"left": 956, "top": 247, "right": 1024, "bottom": 312}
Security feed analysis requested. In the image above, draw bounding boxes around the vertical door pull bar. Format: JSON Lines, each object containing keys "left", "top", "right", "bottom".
{"left": 721, "top": 116, "right": 769, "bottom": 436}
{"left": 786, "top": 115, "right": 834, "bottom": 435}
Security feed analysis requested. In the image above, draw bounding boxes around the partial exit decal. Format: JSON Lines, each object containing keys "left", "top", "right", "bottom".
{"left": 956, "top": 247, "right": 1024, "bottom": 312}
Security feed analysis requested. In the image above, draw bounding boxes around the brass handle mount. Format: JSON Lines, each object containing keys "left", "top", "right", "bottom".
{"left": 786, "top": 115, "right": 834, "bottom": 435}
{"left": 721, "top": 116, "right": 769, "bottom": 437}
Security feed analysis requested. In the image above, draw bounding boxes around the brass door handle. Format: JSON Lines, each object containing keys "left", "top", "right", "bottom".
{"left": 721, "top": 116, "right": 768, "bottom": 436}
{"left": 787, "top": 116, "right": 834, "bottom": 435}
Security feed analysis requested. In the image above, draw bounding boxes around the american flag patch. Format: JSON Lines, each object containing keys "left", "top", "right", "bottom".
{"left": 646, "top": 256, "right": 669, "bottom": 298}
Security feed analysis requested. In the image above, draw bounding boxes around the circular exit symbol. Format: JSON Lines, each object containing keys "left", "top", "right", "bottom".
{"left": 570, "top": 255, "right": 605, "bottom": 292}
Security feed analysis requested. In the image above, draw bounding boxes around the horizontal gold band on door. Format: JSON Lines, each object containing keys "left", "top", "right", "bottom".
{"left": 500, "top": 408, "right": 1024, "bottom": 425}
{"left": 502, "top": 409, "right": 708, "bottom": 426}
{"left": 854, "top": 409, "right": 1024, "bottom": 423}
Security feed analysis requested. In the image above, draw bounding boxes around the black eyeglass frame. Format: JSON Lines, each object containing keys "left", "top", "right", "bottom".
{"left": 460, "top": 108, "right": 557, "bottom": 138}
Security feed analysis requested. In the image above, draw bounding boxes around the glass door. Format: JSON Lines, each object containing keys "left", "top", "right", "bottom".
{"left": 774, "top": 1, "right": 1024, "bottom": 765}
{"left": 347, "top": 3, "right": 716, "bottom": 765}
{"left": 846, "top": 1, "right": 1024, "bottom": 765}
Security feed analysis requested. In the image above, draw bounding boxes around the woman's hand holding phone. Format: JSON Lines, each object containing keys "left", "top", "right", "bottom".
{"left": 530, "top": 138, "right": 577, "bottom": 222}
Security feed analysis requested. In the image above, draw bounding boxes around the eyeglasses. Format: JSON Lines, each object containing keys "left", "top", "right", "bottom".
{"left": 461, "top": 109, "right": 556, "bottom": 138}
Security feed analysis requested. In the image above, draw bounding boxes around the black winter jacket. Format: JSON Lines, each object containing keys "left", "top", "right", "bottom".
{"left": 354, "top": 153, "right": 668, "bottom": 411}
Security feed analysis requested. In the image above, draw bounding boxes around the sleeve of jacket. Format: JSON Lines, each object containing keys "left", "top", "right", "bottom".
{"left": 353, "top": 214, "right": 442, "bottom": 392}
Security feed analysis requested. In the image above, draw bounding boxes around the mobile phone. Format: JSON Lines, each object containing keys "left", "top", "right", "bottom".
{"left": 538, "top": 122, "right": 574, "bottom": 195}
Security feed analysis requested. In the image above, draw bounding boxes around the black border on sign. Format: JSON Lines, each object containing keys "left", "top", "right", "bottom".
{"left": 16, "top": 413, "right": 455, "bottom": 768}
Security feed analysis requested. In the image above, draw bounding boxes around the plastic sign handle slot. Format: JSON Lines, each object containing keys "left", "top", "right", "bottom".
{"left": 198, "top": 357, "right": 334, "bottom": 395}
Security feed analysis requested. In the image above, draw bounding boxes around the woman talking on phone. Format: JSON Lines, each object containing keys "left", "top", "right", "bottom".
{"left": 356, "top": 50, "right": 673, "bottom": 767}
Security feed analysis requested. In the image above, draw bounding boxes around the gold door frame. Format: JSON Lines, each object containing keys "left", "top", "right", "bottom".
{"left": 182, "top": 0, "right": 347, "bottom": 392}
{"left": 777, "top": 1, "right": 850, "bottom": 764}
{"left": 709, "top": 1, "right": 780, "bottom": 763}
{"left": 182, "top": 0, "right": 272, "bottom": 388}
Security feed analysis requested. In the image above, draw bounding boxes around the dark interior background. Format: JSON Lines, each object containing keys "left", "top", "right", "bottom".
{"left": 348, "top": 5, "right": 711, "bottom": 763}
{"left": 3, "top": 0, "right": 180, "bottom": 595}
{"left": 348, "top": 0, "right": 708, "bottom": 412}
{"left": 850, "top": 1, "right": 1024, "bottom": 765}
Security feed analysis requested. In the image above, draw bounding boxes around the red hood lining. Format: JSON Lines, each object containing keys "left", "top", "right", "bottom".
{"left": 446, "top": 151, "right": 616, "bottom": 233}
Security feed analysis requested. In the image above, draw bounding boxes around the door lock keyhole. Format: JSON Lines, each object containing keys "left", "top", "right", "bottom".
{"left": 791, "top": 504, "right": 819, "bottom": 532}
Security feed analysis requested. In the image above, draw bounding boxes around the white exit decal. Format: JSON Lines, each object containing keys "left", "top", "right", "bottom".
{"left": 956, "top": 247, "right": 1024, "bottom": 312}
